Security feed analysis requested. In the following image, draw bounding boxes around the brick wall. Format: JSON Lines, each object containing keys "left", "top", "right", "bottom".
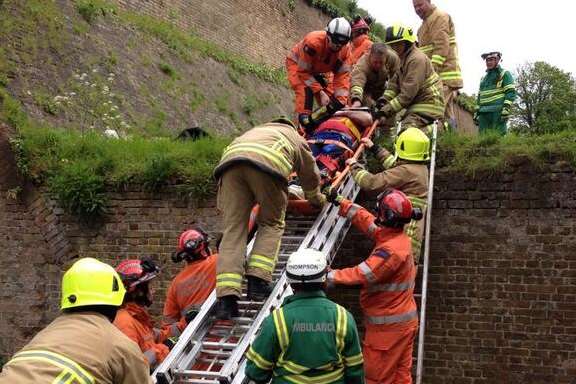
{"left": 114, "top": 0, "right": 330, "bottom": 68}
{"left": 1, "top": 160, "right": 576, "bottom": 383}
{"left": 331, "top": 163, "right": 576, "bottom": 384}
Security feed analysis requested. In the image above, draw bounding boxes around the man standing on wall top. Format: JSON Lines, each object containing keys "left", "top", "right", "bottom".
{"left": 414, "top": 0, "right": 464, "bottom": 131}
{"left": 475, "top": 51, "right": 516, "bottom": 135}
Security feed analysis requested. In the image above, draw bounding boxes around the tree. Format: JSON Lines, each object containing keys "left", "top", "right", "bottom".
{"left": 512, "top": 61, "right": 576, "bottom": 133}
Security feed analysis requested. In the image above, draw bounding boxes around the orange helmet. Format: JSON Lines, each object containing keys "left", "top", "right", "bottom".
{"left": 173, "top": 228, "right": 211, "bottom": 262}
{"left": 115, "top": 258, "right": 160, "bottom": 293}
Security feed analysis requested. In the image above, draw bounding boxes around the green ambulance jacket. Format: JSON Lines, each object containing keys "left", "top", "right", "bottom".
{"left": 477, "top": 65, "right": 516, "bottom": 113}
{"left": 245, "top": 291, "right": 364, "bottom": 384}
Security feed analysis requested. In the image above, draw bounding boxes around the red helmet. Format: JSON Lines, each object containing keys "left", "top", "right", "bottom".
{"left": 351, "top": 17, "right": 370, "bottom": 33}
{"left": 377, "top": 189, "right": 422, "bottom": 229}
{"left": 173, "top": 228, "right": 210, "bottom": 262}
{"left": 116, "top": 258, "right": 160, "bottom": 292}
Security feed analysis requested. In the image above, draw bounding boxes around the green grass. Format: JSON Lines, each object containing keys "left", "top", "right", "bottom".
{"left": 75, "top": 0, "right": 116, "bottom": 24}
{"left": 118, "top": 10, "right": 287, "bottom": 86}
{"left": 437, "top": 130, "right": 576, "bottom": 176}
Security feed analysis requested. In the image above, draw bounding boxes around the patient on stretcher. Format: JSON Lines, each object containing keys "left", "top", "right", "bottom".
{"left": 289, "top": 108, "right": 373, "bottom": 200}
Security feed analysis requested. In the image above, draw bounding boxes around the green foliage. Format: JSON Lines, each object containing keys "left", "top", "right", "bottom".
{"left": 16, "top": 126, "right": 230, "bottom": 218}
{"left": 49, "top": 163, "right": 108, "bottom": 219}
{"left": 513, "top": 61, "right": 576, "bottom": 134}
{"left": 159, "top": 62, "right": 178, "bottom": 79}
{"left": 75, "top": 0, "right": 116, "bottom": 24}
{"left": 141, "top": 111, "right": 168, "bottom": 137}
{"left": 189, "top": 88, "right": 205, "bottom": 112}
{"left": 119, "top": 10, "right": 286, "bottom": 86}
{"left": 438, "top": 130, "right": 576, "bottom": 176}
{"left": 287, "top": 0, "right": 296, "bottom": 11}
{"left": 456, "top": 92, "right": 477, "bottom": 114}
{"left": 242, "top": 94, "right": 270, "bottom": 116}
{"left": 33, "top": 91, "right": 61, "bottom": 115}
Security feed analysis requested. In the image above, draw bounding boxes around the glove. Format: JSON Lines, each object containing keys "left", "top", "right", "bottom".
{"left": 184, "top": 308, "right": 199, "bottom": 324}
{"left": 323, "top": 187, "right": 344, "bottom": 206}
{"left": 376, "top": 104, "right": 394, "bottom": 120}
{"left": 163, "top": 337, "right": 178, "bottom": 350}
{"left": 501, "top": 107, "right": 510, "bottom": 122}
{"left": 308, "top": 193, "right": 327, "bottom": 208}
{"left": 375, "top": 96, "right": 387, "bottom": 110}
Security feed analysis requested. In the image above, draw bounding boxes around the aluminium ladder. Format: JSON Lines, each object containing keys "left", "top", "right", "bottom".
{"left": 414, "top": 122, "right": 438, "bottom": 384}
{"left": 153, "top": 172, "right": 360, "bottom": 384}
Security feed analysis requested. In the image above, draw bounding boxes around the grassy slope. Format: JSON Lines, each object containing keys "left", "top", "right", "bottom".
{"left": 1, "top": 1, "right": 576, "bottom": 222}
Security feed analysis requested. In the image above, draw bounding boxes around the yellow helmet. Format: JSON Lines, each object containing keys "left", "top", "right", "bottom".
{"left": 384, "top": 24, "right": 417, "bottom": 45}
{"left": 61, "top": 258, "right": 126, "bottom": 310}
{"left": 395, "top": 128, "right": 430, "bottom": 162}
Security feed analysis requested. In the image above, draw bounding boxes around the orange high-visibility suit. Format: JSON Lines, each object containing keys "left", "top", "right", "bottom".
{"left": 115, "top": 302, "right": 182, "bottom": 369}
{"left": 163, "top": 254, "right": 217, "bottom": 325}
{"left": 286, "top": 31, "right": 352, "bottom": 114}
{"left": 328, "top": 199, "right": 418, "bottom": 384}
{"left": 350, "top": 34, "right": 373, "bottom": 64}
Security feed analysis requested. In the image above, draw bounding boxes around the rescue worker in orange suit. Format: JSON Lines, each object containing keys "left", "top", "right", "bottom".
{"left": 414, "top": 0, "right": 464, "bottom": 131}
{"left": 163, "top": 227, "right": 217, "bottom": 326}
{"left": 114, "top": 258, "right": 182, "bottom": 370}
{"left": 213, "top": 117, "right": 325, "bottom": 320}
{"left": 325, "top": 189, "right": 422, "bottom": 384}
{"left": 0, "top": 257, "right": 152, "bottom": 384}
{"left": 377, "top": 24, "right": 444, "bottom": 135}
{"left": 286, "top": 17, "right": 352, "bottom": 122}
{"left": 346, "top": 127, "right": 430, "bottom": 263}
{"left": 350, "top": 16, "right": 373, "bottom": 64}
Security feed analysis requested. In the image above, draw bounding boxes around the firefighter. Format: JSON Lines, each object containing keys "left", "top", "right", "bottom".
{"left": 350, "top": 43, "right": 400, "bottom": 109}
{"left": 286, "top": 17, "right": 352, "bottom": 121}
{"left": 346, "top": 127, "right": 430, "bottom": 263}
{"left": 245, "top": 248, "right": 364, "bottom": 384}
{"left": 114, "top": 258, "right": 181, "bottom": 370}
{"left": 325, "top": 189, "right": 422, "bottom": 384}
{"left": 350, "top": 42, "right": 400, "bottom": 136}
{"left": 213, "top": 118, "right": 325, "bottom": 320}
{"left": 163, "top": 227, "right": 217, "bottom": 326}
{"left": 475, "top": 52, "right": 517, "bottom": 135}
{"left": 377, "top": 24, "right": 444, "bottom": 134}
{"left": 414, "top": 0, "right": 463, "bottom": 130}
{"left": 0, "top": 258, "right": 152, "bottom": 384}
{"left": 350, "top": 16, "right": 373, "bottom": 64}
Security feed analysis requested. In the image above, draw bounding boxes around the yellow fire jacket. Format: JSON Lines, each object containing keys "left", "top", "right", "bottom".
{"left": 0, "top": 312, "right": 152, "bottom": 384}
{"left": 417, "top": 5, "right": 463, "bottom": 89}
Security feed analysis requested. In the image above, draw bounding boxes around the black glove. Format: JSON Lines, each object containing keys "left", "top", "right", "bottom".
{"left": 184, "top": 308, "right": 199, "bottom": 323}
{"left": 163, "top": 337, "right": 178, "bottom": 350}
{"left": 323, "top": 187, "right": 343, "bottom": 205}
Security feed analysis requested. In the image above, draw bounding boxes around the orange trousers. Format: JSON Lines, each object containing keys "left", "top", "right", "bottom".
{"left": 363, "top": 327, "right": 417, "bottom": 384}
{"left": 286, "top": 59, "right": 334, "bottom": 114}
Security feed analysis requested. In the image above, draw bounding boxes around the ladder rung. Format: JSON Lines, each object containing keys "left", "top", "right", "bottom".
{"left": 200, "top": 349, "right": 231, "bottom": 357}
{"left": 202, "top": 341, "right": 238, "bottom": 349}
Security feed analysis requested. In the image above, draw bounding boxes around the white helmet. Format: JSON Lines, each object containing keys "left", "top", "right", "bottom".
{"left": 286, "top": 248, "right": 328, "bottom": 284}
{"left": 326, "top": 17, "right": 352, "bottom": 45}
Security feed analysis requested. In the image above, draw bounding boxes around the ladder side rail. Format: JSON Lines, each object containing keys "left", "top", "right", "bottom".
{"left": 415, "top": 123, "right": 438, "bottom": 384}
{"left": 228, "top": 176, "right": 359, "bottom": 384}
{"left": 154, "top": 232, "right": 259, "bottom": 381}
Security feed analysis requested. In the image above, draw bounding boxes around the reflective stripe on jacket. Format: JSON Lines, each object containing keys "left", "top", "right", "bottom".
{"left": 350, "top": 47, "right": 400, "bottom": 103}
{"left": 417, "top": 5, "right": 463, "bottom": 88}
{"left": 214, "top": 123, "right": 321, "bottom": 197}
{"left": 328, "top": 200, "right": 418, "bottom": 331}
{"left": 286, "top": 31, "right": 352, "bottom": 105}
{"left": 0, "top": 313, "right": 152, "bottom": 384}
{"left": 163, "top": 254, "right": 217, "bottom": 325}
{"left": 476, "top": 66, "right": 516, "bottom": 113}
{"left": 245, "top": 291, "right": 364, "bottom": 384}
{"left": 383, "top": 46, "right": 445, "bottom": 120}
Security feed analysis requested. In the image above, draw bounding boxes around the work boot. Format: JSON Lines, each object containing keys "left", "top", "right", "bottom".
{"left": 247, "top": 276, "right": 273, "bottom": 302}
{"left": 214, "top": 296, "right": 239, "bottom": 320}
